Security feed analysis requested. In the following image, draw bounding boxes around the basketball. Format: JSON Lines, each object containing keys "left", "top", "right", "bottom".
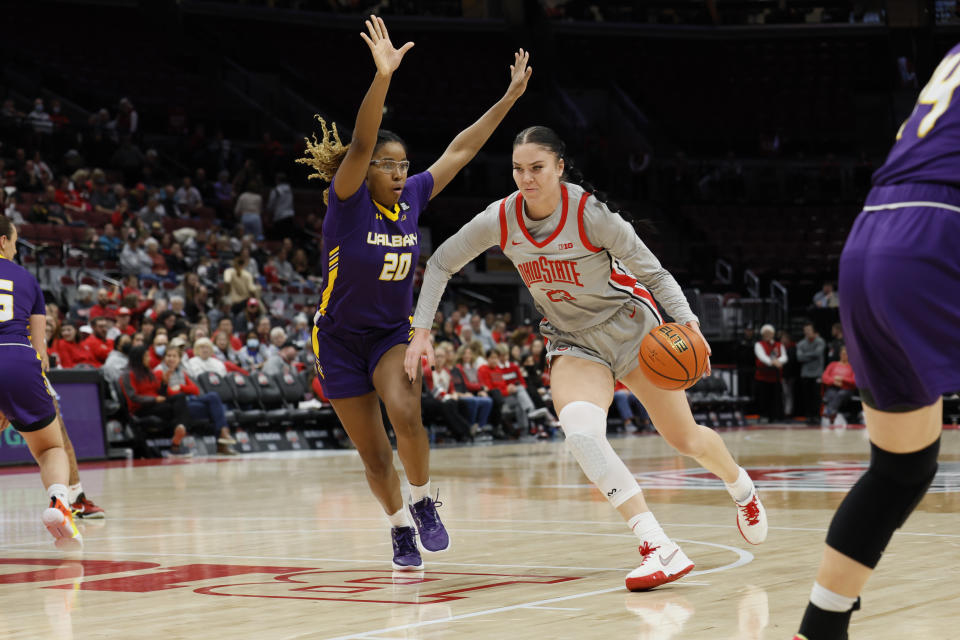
{"left": 638, "top": 323, "right": 709, "bottom": 391}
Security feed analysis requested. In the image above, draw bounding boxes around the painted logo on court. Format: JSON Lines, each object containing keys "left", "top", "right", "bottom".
{"left": 0, "top": 560, "right": 581, "bottom": 603}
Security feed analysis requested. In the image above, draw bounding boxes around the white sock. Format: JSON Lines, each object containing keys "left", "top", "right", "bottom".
{"left": 47, "top": 483, "right": 69, "bottom": 506}
{"left": 810, "top": 581, "right": 858, "bottom": 612}
{"left": 409, "top": 480, "right": 431, "bottom": 504}
{"left": 68, "top": 483, "right": 83, "bottom": 504}
{"left": 387, "top": 508, "right": 412, "bottom": 529}
{"left": 627, "top": 511, "right": 671, "bottom": 547}
{"left": 725, "top": 467, "right": 755, "bottom": 504}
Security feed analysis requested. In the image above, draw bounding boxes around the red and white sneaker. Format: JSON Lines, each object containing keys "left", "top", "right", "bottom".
{"left": 625, "top": 541, "right": 694, "bottom": 592}
{"left": 42, "top": 497, "right": 83, "bottom": 550}
{"left": 71, "top": 492, "right": 105, "bottom": 519}
{"left": 735, "top": 488, "right": 768, "bottom": 545}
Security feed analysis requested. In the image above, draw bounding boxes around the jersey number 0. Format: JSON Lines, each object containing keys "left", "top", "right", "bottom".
{"left": 379, "top": 252, "right": 412, "bottom": 281}
{"left": 0, "top": 279, "right": 13, "bottom": 323}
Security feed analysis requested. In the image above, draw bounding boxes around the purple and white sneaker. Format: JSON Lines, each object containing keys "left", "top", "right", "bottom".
{"left": 391, "top": 526, "right": 424, "bottom": 571}
{"left": 409, "top": 495, "right": 450, "bottom": 552}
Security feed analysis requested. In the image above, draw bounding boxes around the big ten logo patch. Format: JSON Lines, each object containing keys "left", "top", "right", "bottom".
{"left": 656, "top": 325, "right": 689, "bottom": 354}
{"left": 0, "top": 560, "right": 583, "bottom": 603}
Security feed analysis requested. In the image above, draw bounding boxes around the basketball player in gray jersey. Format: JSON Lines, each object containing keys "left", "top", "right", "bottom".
{"left": 405, "top": 126, "right": 768, "bottom": 591}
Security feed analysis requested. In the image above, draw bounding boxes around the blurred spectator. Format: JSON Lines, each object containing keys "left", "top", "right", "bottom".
{"left": 422, "top": 347, "right": 473, "bottom": 443}
{"left": 175, "top": 176, "right": 203, "bottom": 216}
{"left": 223, "top": 257, "right": 261, "bottom": 312}
{"left": 27, "top": 98, "right": 53, "bottom": 136}
{"left": 120, "top": 232, "right": 152, "bottom": 275}
{"left": 115, "top": 98, "right": 138, "bottom": 137}
{"left": 31, "top": 185, "right": 71, "bottom": 224}
{"left": 49, "top": 324, "right": 98, "bottom": 369}
{"left": 138, "top": 196, "right": 165, "bottom": 228}
{"left": 827, "top": 322, "right": 845, "bottom": 363}
{"left": 121, "top": 346, "right": 190, "bottom": 456}
{"left": 267, "top": 172, "right": 295, "bottom": 240}
{"left": 154, "top": 347, "right": 236, "bottom": 454}
{"left": 780, "top": 331, "right": 798, "bottom": 417}
{"left": 98, "top": 223, "right": 123, "bottom": 259}
{"left": 89, "top": 175, "right": 118, "bottom": 216}
{"left": 235, "top": 179, "right": 264, "bottom": 239}
{"left": 263, "top": 340, "right": 298, "bottom": 377}
{"left": 611, "top": 381, "right": 649, "bottom": 432}
{"left": 478, "top": 345, "right": 546, "bottom": 436}
{"left": 265, "top": 326, "right": 288, "bottom": 359}
{"left": 144, "top": 238, "right": 169, "bottom": 277}
{"left": 753, "top": 324, "right": 786, "bottom": 423}
{"left": 821, "top": 347, "right": 856, "bottom": 427}
{"left": 102, "top": 334, "right": 133, "bottom": 383}
{"left": 88, "top": 288, "right": 117, "bottom": 320}
{"left": 796, "top": 322, "right": 825, "bottom": 424}
{"left": 111, "top": 307, "right": 136, "bottom": 339}
{"left": 238, "top": 330, "right": 269, "bottom": 370}
{"left": 147, "top": 332, "right": 169, "bottom": 369}
{"left": 187, "top": 337, "right": 228, "bottom": 378}
{"left": 213, "top": 170, "right": 235, "bottom": 220}
{"left": 813, "top": 282, "right": 839, "bottom": 308}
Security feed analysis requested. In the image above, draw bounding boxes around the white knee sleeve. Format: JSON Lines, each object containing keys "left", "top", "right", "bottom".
{"left": 559, "top": 401, "right": 642, "bottom": 508}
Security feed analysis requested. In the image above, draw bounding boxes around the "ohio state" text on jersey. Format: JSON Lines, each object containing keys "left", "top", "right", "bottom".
{"left": 517, "top": 257, "right": 584, "bottom": 288}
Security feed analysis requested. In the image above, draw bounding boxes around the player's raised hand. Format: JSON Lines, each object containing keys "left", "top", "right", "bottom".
{"left": 360, "top": 15, "right": 414, "bottom": 77}
{"left": 504, "top": 49, "right": 532, "bottom": 101}
{"left": 404, "top": 328, "right": 434, "bottom": 384}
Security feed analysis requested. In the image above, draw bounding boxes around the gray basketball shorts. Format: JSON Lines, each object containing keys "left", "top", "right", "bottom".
{"left": 540, "top": 301, "right": 661, "bottom": 382}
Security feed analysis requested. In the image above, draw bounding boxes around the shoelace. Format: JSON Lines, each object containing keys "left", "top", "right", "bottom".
{"left": 739, "top": 496, "right": 760, "bottom": 526}
{"left": 414, "top": 491, "right": 443, "bottom": 529}
{"left": 393, "top": 528, "right": 418, "bottom": 556}
{"left": 637, "top": 541, "right": 660, "bottom": 565}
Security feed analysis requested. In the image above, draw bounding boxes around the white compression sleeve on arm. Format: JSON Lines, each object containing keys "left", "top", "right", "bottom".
{"left": 559, "top": 401, "right": 642, "bottom": 508}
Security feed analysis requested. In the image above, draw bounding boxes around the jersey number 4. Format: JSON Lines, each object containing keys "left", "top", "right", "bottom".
{"left": 898, "top": 52, "right": 960, "bottom": 140}
{"left": 379, "top": 252, "right": 412, "bottom": 282}
{"left": 0, "top": 279, "right": 13, "bottom": 323}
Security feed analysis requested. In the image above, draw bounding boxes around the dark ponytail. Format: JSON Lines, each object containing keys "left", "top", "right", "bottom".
{"left": 513, "top": 126, "right": 656, "bottom": 236}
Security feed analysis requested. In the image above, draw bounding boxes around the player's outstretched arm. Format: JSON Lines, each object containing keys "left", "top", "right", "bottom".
{"left": 426, "top": 49, "right": 532, "bottom": 199}
{"left": 333, "top": 15, "right": 414, "bottom": 201}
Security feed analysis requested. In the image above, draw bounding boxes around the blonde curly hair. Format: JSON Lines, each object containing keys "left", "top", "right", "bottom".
{"left": 295, "top": 115, "right": 349, "bottom": 205}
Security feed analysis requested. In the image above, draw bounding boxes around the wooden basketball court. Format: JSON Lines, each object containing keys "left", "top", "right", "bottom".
{"left": 1, "top": 425, "right": 958, "bottom": 639}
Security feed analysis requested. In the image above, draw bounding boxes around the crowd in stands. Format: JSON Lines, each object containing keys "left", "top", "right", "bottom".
{"left": 738, "top": 310, "right": 853, "bottom": 427}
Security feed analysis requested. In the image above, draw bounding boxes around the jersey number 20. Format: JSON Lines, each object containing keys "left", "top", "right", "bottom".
{"left": 0, "top": 279, "right": 13, "bottom": 323}
{"left": 379, "top": 252, "right": 412, "bottom": 281}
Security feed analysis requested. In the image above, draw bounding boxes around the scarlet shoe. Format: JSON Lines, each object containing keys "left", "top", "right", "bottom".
{"left": 70, "top": 492, "right": 105, "bottom": 519}
{"left": 735, "top": 488, "right": 768, "bottom": 545}
{"left": 625, "top": 541, "right": 694, "bottom": 591}
{"left": 42, "top": 497, "right": 83, "bottom": 550}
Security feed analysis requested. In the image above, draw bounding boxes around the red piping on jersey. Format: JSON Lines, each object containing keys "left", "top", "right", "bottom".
{"left": 515, "top": 184, "right": 569, "bottom": 248}
{"left": 576, "top": 192, "right": 602, "bottom": 252}
{"left": 498, "top": 198, "right": 508, "bottom": 250}
{"left": 611, "top": 271, "right": 663, "bottom": 323}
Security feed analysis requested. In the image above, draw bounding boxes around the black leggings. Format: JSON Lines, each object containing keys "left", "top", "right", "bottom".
{"left": 134, "top": 395, "right": 191, "bottom": 435}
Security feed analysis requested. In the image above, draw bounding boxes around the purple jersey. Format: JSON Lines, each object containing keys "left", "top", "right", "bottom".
{"left": 314, "top": 171, "right": 433, "bottom": 332}
{"left": 873, "top": 44, "right": 960, "bottom": 187}
{"left": 0, "top": 256, "right": 46, "bottom": 345}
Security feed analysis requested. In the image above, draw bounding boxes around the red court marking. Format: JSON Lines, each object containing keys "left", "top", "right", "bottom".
{"left": 193, "top": 569, "right": 584, "bottom": 604}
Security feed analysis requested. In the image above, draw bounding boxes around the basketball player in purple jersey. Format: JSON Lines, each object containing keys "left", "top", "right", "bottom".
{"left": 0, "top": 216, "right": 82, "bottom": 549}
{"left": 405, "top": 126, "right": 768, "bottom": 591}
{"left": 793, "top": 46, "right": 960, "bottom": 640}
{"left": 297, "top": 16, "right": 531, "bottom": 570}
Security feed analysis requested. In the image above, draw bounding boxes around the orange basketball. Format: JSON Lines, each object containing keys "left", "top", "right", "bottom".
{"left": 638, "top": 323, "right": 709, "bottom": 391}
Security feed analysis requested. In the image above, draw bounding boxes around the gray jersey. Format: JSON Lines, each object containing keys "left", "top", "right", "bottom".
{"left": 412, "top": 181, "right": 697, "bottom": 333}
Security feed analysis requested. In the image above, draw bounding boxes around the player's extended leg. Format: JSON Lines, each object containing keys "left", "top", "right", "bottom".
{"left": 795, "top": 398, "right": 942, "bottom": 640}
{"left": 328, "top": 390, "right": 422, "bottom": 570}
{"left": 374, "top": 344, "right": 449, "bottom": 553}
{"left": 621, "top": 365, "right": 768, "bottom": 545}
{"left": 550, "top": 355, "right": 694, "bottom": 591}
{"left": 19, "top": 415, "right": 82, "bottom": 549}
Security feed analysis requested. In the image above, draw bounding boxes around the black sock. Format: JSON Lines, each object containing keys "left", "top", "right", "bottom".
{"left": 797, "top": 598, "right": 860, "bottom": 640}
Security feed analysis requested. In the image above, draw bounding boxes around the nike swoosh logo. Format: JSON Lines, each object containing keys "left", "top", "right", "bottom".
{"left": 511, "top": 240, "right": 523, "bottom": 245}
{"left": 659, "top": 549, "right": 678, "bottom": 565}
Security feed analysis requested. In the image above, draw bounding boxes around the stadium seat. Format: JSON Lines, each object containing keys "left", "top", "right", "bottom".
{"left": 248, "top": 371, "right": 292, "bottom": 426}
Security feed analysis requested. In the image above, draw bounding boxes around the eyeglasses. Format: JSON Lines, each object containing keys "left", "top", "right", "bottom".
{"left": 370, "top": 159, "right": 410, "bottom": 174}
